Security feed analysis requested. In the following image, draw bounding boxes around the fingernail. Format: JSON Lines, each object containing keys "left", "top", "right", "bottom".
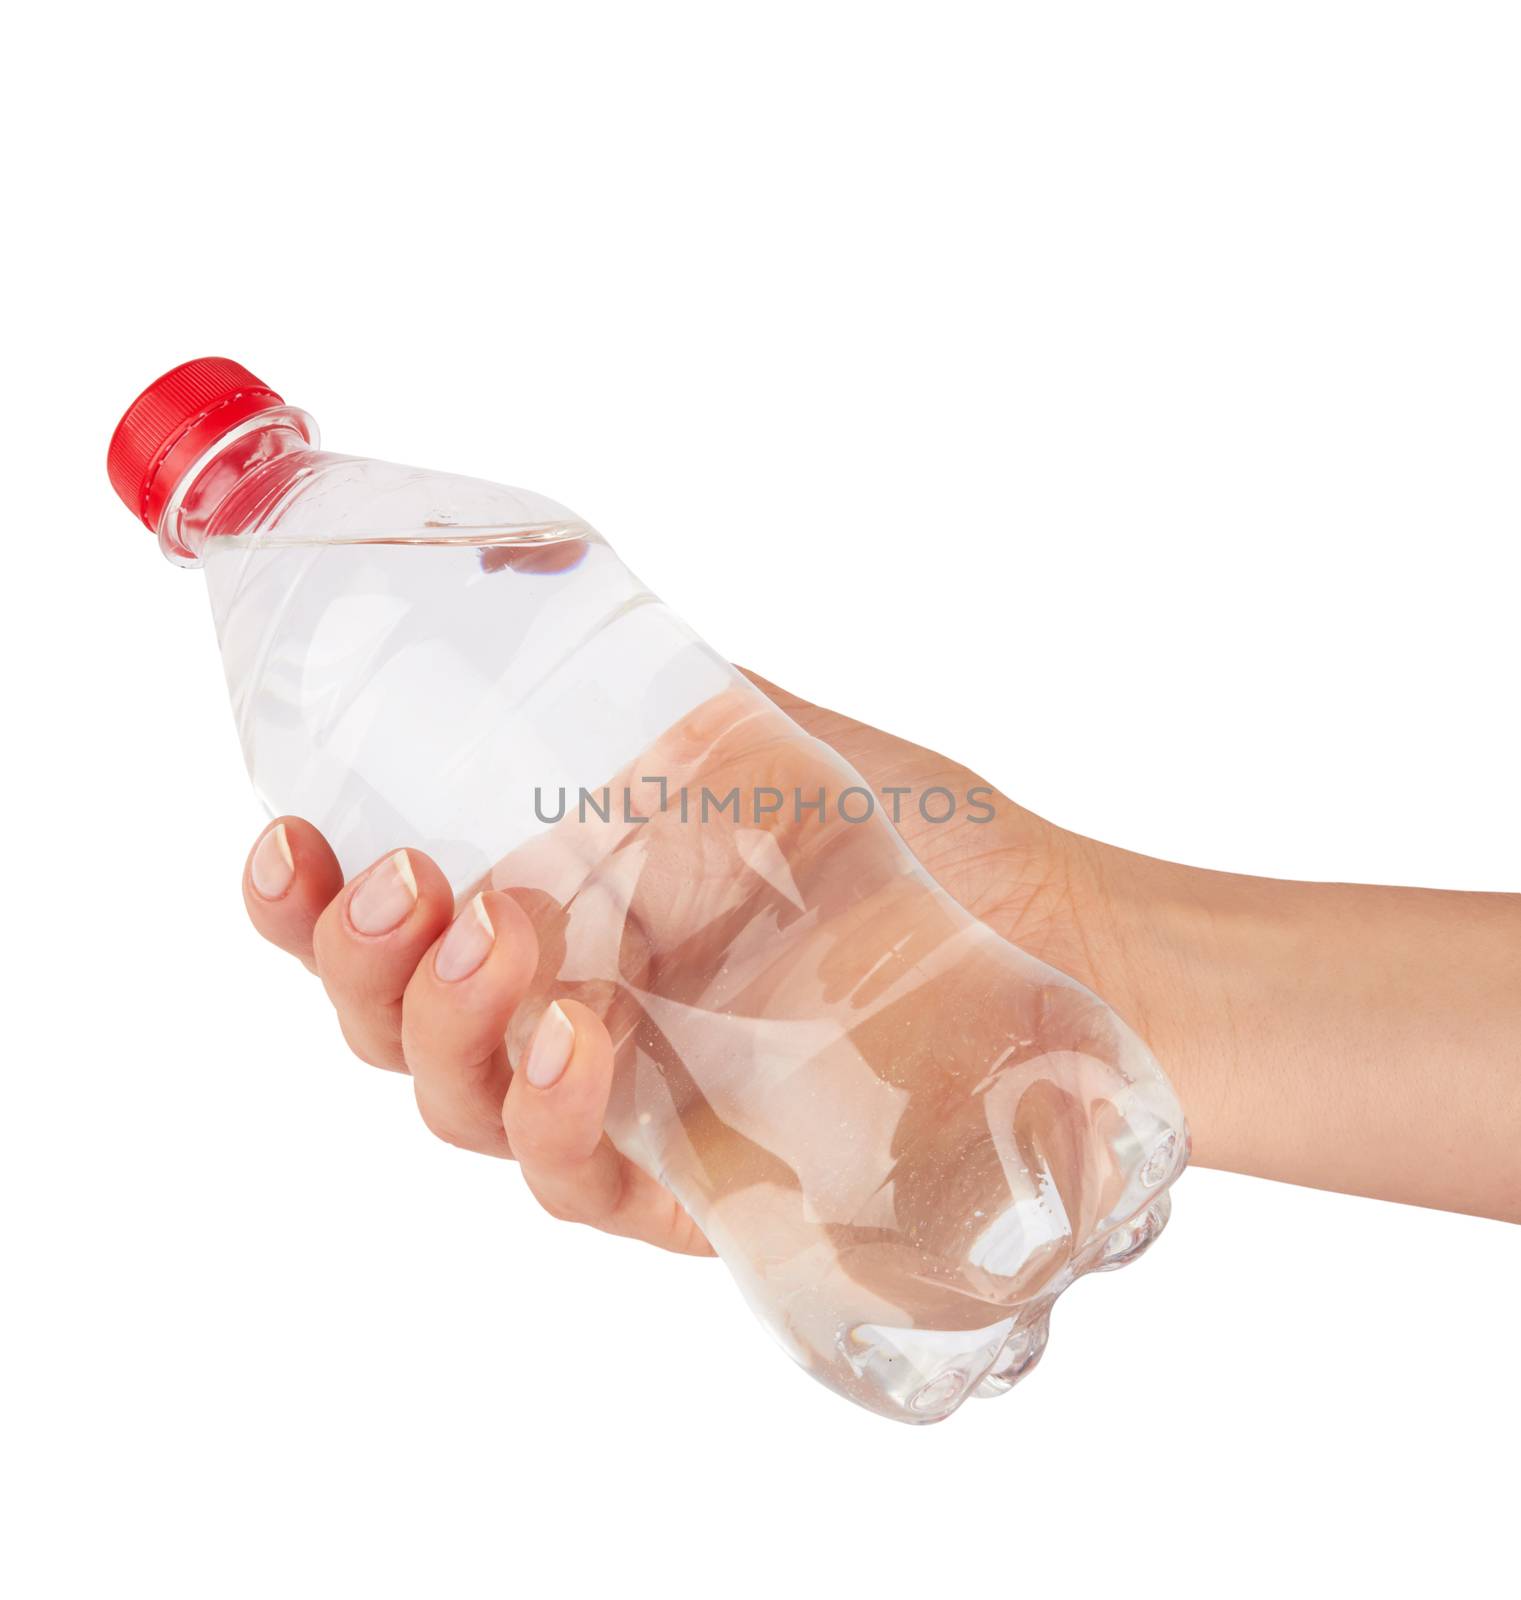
{"left": 348, "top": 850, "right": 418, "bottom": 935}
{"left": 250, "top": 823, "right": 295, "bottom": 900}
{"left": 525, "top": 1002, "right": 575, "bottom": 1089}
{"left": 435, "top": 895, "right": 495, "bottom": 982}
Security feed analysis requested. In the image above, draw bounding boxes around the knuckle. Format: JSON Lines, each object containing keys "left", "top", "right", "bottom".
{"left": 529, "top": 1186, "right": 589, "bottom": 1226}
{"left": 336, "top": 1017, "right": 376, "bottom": 1065}
{"left": 501, "top": 1117, "right": 573, "bottom": 1170}
{"left": 499, "top": 1117, "right": 545, "bottom": 1164}
{"left": 415, "top": 1099, "right": 466, "bottom": 1148}
{"left": 504, "top": 1099, "right": 604, "bottom": 1170}
{"left": 427, "top": 1119, "right": 477, "bottom": 1153}
{"left": 414, "top": 1094, "right": 487, "bottom": 1154}
{"left": 337, "top": 1016, "right": 399, "bottom": 1072}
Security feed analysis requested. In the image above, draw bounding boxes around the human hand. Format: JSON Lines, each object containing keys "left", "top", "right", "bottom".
{"left": 241, "top": 671, "right": 1108, "bottom": 1253}
{"left": 243, "top": 669, "right": 1521, "bottom": 1232}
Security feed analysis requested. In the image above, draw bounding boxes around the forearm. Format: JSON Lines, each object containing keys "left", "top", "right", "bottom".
{"left": 1081, "top": 842, "right": 1521, "bottom": 1222}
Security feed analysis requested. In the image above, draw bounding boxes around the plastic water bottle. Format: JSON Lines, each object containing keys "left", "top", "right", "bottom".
{"left": 108, "top": 358, "right": 1187, "bottom": 1423}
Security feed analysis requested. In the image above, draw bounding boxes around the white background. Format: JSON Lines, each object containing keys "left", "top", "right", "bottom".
{"left": 2, "top": 4, "right": 1517, "bottom": 1596}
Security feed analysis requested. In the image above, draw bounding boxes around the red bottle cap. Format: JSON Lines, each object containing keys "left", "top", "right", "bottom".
{"left": 107, "top": 358, "right": 286, "bottom": 531}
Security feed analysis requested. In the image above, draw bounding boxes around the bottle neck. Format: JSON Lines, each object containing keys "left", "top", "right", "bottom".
{"left": 157, "top": 406, "right": 320, "bottom": 565}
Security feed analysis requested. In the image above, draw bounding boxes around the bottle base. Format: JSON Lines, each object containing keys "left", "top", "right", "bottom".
{"left": 835, "top": 1188, "right": 1177, "bottom": 1425}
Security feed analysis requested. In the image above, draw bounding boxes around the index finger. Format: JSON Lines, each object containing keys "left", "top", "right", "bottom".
{"left": 242, "top": 817, "right": 345, "bottom": 972}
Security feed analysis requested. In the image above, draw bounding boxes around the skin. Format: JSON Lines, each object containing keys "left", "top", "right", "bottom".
{"left": 243, "top": 671, "right": 1521, "bottom": 1244}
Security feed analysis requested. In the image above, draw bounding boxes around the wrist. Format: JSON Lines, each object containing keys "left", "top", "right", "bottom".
{"left": 1057, "top": 834, "right": 1234, "bottom": 1157}
{"left": 1064, "top": 829, "right": 1521, "bottom": 1220}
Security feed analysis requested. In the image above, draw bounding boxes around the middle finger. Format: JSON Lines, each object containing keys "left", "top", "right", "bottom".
{"left": 311, "top": 848, "right": 455, "bottom": 1070}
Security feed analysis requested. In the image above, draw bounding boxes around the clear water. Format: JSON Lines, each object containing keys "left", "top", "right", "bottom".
{"left": 204, "top": 525, "right": 735, "bottom": 886}
{"left": 199, "top": 490, "right": 1186, "bottom": 1422}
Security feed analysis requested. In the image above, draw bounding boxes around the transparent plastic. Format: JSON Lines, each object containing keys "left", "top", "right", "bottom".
{"left": 168, "top": 411, "right": 1187, "bottom": 1423}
